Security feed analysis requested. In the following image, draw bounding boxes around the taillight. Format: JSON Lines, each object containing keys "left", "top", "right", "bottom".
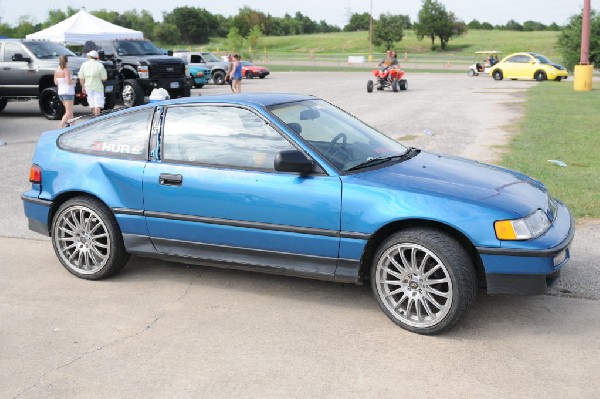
{"left": 29, "top": 164, "right": 42, "bottom": 184}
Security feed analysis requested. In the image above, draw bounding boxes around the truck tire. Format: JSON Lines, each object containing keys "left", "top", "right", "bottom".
{"left": 212, "top": 70, "right": 226, "bottom": 85}
{"left": 39, "top": 87, "right": 65, "bottom": 120}
{"left": 122, "top": 79, "right": 145, "bottom": 107}
{"left": 0, "top": 97, "right": 7, "bottom": 113}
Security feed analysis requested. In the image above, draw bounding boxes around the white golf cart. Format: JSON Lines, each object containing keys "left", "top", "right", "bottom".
{"left": 467, "top": 51, "right": 502, "bottom": 76}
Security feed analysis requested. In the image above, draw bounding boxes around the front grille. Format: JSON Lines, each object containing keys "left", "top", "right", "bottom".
{"left": 150, "top": 64, "right": 185, "bottom": 78}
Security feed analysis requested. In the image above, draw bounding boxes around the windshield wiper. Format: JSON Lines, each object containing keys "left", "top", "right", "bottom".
{"left": 346, "top": 147, "right": 420, "bottom": 172}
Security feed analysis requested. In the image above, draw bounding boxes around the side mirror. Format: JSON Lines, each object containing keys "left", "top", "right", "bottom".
{"left": 12, "top": 53, "right": 31, "bottom": 62}
{"left": 274, "top": 150, "right": 314, "bottom": 175}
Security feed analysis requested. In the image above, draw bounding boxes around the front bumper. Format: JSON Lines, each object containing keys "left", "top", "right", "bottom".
{"left": 137, "top": 77, "right": 192, "bottom": 94}
{"left": 477, "top": 201, "right": 575, "bottom": 295}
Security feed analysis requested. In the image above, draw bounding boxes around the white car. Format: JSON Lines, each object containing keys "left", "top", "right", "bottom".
{"left": 467, "top": 51, "right": 502, "bottom": 77}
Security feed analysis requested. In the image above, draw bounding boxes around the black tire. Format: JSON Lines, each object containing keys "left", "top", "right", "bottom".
{"left": 468, "top": 69, "right": 476, "bottom": 77}
{"left": 370, "top": 228, "right": 477, "bottom": 335}
{"left": 39, "top": 87, "right": 64, "bottom": 120}
{"left": 245, "top": 71, "right": 254, "bottom": 79}
{"left": 0, "top": 97, "right": 7, "bottom": 113}
{"left": 51, "top": 197, "right": 130, "bottom": 280}
{"left": 535, "top": 70, "right": 547, "bottom": 81}
{"left": 259, "top": 76, "right": 266, "bottom": 79}
{"left": 492, "top": 69, "right": 503, "bottom": 81}
{"left": 392, "top": 78, "right": 399, "bottom": 92}
{"left": 399, "top": 79, "right": 408, "bottom": 91}
{"left": 212, "top": 70, "right": 226, "bottom": 85}
{"left": 121, "top": 79, "right": 145, "bottom": 107}
{"left": 367, "top": 80, "right": 374, "bottom": 93}
{"left": 103, "top": 93, "right": 117, "bottom": 110}
{"left": 554, "top": 77, "right": 562, "bottom": 82}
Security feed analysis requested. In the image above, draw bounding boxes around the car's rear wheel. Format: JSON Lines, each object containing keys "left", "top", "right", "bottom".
{"left": 245, "top": 71, "right": 254, "bottom": 79}
{"left": 535, "top": 70, "right": 547, "bottom": 81}
{"left": 122, "top": 79, "right": 145, "bottom": 107}
{"left": 52, "top": 197, "right": 130, "bottom": 280}
{"left": 371, "top": 228, "right": 477, "bottom": 335}
{"left": 367, "top": 80, "right": 374, "bottom": 93}
{"left": 492, "top": 69, "right": 503, "bottom": 81}
{"left": 39, "top": 87, "right": 64, "bottom": 120}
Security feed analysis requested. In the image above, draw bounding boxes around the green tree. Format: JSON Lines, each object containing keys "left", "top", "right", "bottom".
{"left": 523, "top": 20, "right": 547, "bottom": 31}
{"left": 373, "top": 13, "right": 405, "bottom": 50}
{"left": 13, "top": 16, "right": 37, "bottom": 38}
{"left": 557, "top": 10, "right": 600, "bottom": 71}
{"left": 247, "top": 25, "right": 263, "bottom": 59}
{"left": 0, "top": 22, "right": 14, "bottom": 37}
{"left": 119, "top": 9, "right": 155, "bottom": 39}
{"left": 91, "top": 9, "right": 120, "bottom": 24}
{"left": 480, "top": 22, "right": 494, "bottom": 30}
{"left": 414, "top": 0, "right": 464, "bottom": 50}
{"left": 44, "top": 7, "right": 78, "bottom": 27}
{"left": 344, "top": 12, "right": 370, "bottom": 31}
{"left": 468, "top": 19, "right": 482, "bottom": 29}
{"left": 163, "top": 7, "right": 218, "bottom": 44}
{"left": 153, "top": 23, "right": 181, "bottom": 45}
{"left": 232, "top": 6, "right": 266, "bottom": 37}
{"left": 227, "top": 27, "right": 245, "bottom": 55}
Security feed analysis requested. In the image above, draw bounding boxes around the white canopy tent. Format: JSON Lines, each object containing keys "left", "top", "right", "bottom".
{"left": 26, "top": 9, "right": 143, "bottom": 44}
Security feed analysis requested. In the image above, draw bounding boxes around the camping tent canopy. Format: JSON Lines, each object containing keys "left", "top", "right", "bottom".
{"left": 26, "top": 9, "right": 143, "bottom": 44}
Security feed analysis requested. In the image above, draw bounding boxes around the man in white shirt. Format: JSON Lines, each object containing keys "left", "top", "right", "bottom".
{"left": 79, "top": 50, "right": 107, "bottom": 116}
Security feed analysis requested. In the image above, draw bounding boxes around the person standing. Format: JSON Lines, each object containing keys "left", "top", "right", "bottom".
{"left": 78, "top": 50, "right": 107, "bottom": 117}
{"left": 224, "top": 54, "right": 235, "bottom": 93}
{"left": 231, "top": 54, "right": 242, "bottom": 93}
{"left": 54, "top": 55, "right": 75, "bottom": 128}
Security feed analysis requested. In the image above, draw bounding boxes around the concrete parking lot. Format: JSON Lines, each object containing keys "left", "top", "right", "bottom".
{"left": 1, "top": 73, "right": 599, "bottom": 398}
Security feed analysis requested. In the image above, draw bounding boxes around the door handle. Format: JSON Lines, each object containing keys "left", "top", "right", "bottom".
{"left": 159, "top": 173, "right": 183, "bottom": 186}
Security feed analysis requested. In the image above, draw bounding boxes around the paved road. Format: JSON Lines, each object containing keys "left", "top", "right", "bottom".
{"left": 1, "top": 73, "right": 598, "bottom": 398}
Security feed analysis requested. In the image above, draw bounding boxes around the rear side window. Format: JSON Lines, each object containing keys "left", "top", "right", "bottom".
{"left": 162, "top": 105, "right": 295, "bottom": 170}
{"left": 58, "top": 110, "right": 151, "bottom": 159}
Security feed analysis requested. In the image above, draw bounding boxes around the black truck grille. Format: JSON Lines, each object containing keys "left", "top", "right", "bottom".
{"left": 150, "top": 64, "right": 185, "bottom": 78}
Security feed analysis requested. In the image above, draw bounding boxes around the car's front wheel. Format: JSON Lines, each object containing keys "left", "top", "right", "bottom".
{"left": 212, "top": 70, "right": 225, "bottom": 85}
{"left": 371, "top": 228, "right": 477, "bottom": 335}
{"left": 52, "top": 197, "right": 130, "bottom": 280}
{"left": 492, "top": 69, "right": 503, "bottom": 81}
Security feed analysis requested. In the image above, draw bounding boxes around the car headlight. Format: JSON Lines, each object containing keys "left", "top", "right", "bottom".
{"left": 494, "top": 209, "right": 551, "bottom": 240}
{"left": 138, "top": 65, "right": 149, "bottom": 79}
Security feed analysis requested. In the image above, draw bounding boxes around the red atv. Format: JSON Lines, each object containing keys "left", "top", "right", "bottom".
{"left": 367, "top": 67, "right": 408, "bottom": 92}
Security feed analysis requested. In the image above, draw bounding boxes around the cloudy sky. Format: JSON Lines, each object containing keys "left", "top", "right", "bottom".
{"left": 0, "top": 0, "right": 591, "bottom": 28}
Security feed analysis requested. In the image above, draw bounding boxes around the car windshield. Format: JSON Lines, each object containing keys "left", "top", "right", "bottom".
{"left": 532, "top": 54, "right": 552, "bottom": 64}
{"left": 23, "top": 42, "right": 75, "bottom": 59}
{"left": 268, "top": 99, "right": 408, "bottom": 171}
{"left": 115, "top": 40, "right": 163, "bottom": 56}
{"left": 202, "top": 53, "right": 220, "bottom": 62}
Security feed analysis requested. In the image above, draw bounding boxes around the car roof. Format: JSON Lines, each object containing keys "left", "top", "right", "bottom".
{"left": 161, "top": 93, "right": 315, "bottom": 108}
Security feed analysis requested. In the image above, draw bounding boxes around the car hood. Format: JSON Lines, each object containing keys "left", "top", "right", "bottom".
{"left": 120, "top": 55, "right": 185, "bottom": 65}
{"left": 352, "top": 151, "right": 548, "bottom": 216}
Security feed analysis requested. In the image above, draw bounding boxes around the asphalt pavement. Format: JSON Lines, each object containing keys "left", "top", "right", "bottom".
{"left": 1, "top": 72, "right": 598, "bottom": 398}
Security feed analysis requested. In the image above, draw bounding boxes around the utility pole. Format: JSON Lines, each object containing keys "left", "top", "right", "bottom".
{"left": 574, "top": 0, "right": 593, "bottom": 91}
{"left": 369, "top": 0, "right": 373, "bottom": 62}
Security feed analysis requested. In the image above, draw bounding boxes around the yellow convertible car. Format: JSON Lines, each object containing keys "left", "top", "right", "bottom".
{"left": 490, "top": 52, "right": 569, "bottom": 81}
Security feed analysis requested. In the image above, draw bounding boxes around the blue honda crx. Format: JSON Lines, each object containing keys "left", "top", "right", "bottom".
{"left": 22, "top": 93, "right": 574, "bottom": 334}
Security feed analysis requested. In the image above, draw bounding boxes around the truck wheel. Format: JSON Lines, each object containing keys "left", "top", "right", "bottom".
{"left": 103, "top": 93, "right": 117, "bottom": 110}
{"left": 39, "top": 87, "right": 65, "bottom": 120}
{"left": 212, "top": 70, "right": 225, "bottom": 85}
{"left": 122, "top": 79, "right": 145, "bottom": 107}
{"left": 0, "top": 97, "right": 7, "bottom": 112}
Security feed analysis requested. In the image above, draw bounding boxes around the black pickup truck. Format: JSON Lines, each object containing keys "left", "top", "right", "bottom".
{"left": 0, "top": 39, "right": 119, "bottom": 120}
{"left": 84, "top": 39, "right": 192, "bottom": 107}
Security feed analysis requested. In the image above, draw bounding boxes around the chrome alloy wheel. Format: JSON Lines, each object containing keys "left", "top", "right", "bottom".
{"left": 53, "top": 205, "right": 110, "bottom": 275}
{"left": 375, "top": 243, "right": 453, "bottom": 328}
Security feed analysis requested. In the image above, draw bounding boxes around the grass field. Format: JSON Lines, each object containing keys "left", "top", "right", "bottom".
{"left": 499, "top": 84, "right": 600, "bottom": 219}
{"left": 195, "top": 29, "right": 562, "bottom": 60}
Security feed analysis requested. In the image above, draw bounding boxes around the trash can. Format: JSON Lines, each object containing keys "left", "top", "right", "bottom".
{"left": 149, "top": 88, "right": 170, "bottom": 103}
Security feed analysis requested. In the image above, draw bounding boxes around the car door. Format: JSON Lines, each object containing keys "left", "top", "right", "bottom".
{"left": 0, "top": 42, "right": 36, "bottom": 96}
{"left": 142, "top": 104, "right": 342, "bottom": 277}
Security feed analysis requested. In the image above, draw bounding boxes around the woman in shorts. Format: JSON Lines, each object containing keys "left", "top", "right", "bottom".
{"left": 54, "top": 55, "right": 75, "bottom": 128}
{"left": 232, "top": 54, "right": 243, "bottom": 93}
